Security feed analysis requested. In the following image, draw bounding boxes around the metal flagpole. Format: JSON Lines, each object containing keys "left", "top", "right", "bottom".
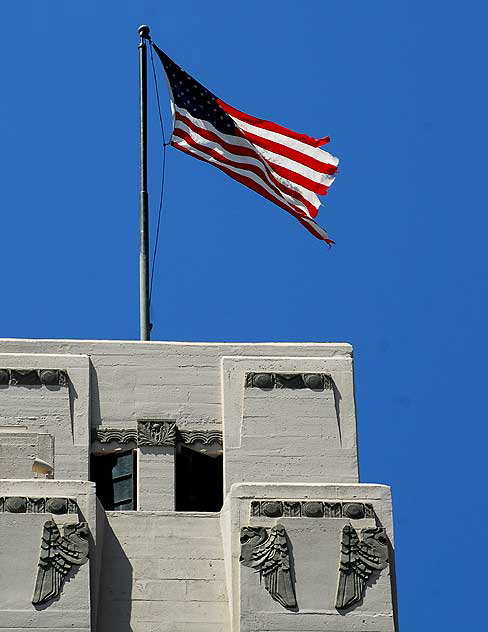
{"left": 138, "top": 25, "right": 151, "bottom": 341}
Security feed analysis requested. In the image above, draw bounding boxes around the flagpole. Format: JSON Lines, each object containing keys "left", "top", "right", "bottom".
{"left": 138, "top": 25, "right": 151, "bottom": 341}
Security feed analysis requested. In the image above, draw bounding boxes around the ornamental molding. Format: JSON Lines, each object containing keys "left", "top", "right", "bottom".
{"left": 0, "top": 369, "right": 68, "bottom": 387}
{"left": 0, "top": 496, "right": 78, "bottom": 514}
{"left": 93, "top": 428, "right": 138, "bottom": 444}
{"left": 250, "top": 500, "right": 374, "bottom": 519}
{"left": 92, "top": 422, "right": 222, "bottom": 447}
{"left": 245, "top": 372, "right": 332, "bottom": 390}
{"left": 178, "top": 429, "right": 222, "bottom": 445}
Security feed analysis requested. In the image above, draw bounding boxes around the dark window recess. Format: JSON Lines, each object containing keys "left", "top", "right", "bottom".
{"left": 90, "top": 450, "right": 136, "bottom": 510}
{"left": 175, "top": 444, "right": 223, "bottom": 511}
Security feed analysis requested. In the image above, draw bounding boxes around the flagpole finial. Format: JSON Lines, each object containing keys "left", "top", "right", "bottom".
{"left": 138, "top": 25, "right": 150, "bottom": 39}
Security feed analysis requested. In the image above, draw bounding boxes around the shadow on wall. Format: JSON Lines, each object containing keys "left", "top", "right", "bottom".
{"left": 96, "top": 515, "right": 133, "bottom": 632}
{"left": 89, "top": 361, "right": 102, "bottom": 427}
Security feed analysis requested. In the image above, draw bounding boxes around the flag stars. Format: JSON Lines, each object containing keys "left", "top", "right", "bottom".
{"left": 161, "top": 56, "right": 236, "bottom": 134}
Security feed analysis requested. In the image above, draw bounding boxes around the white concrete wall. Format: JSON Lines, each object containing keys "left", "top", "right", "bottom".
{"left": 0, "top": 340, "right": 352, "bottom": 435}
{"left": 0, "top": 432, "right": 53, "bottom": 478}
{"left": 0, "top": 353, "right": 90, "bottom": 479}
{"left": 137, "top": 447, "right": 175, "bottom": 511}
{"left": 222, "top": 355, "right": 358, "bottom": 490}
{"left": 97, "top": 511, "right": 230, "bottom": 631}
{"left": 222, "top": 483, "right": 397, "bottom": 632}
{"left": 0, "top": 479, "right": 96, "bottom": 632}
{"left": 0, "top": 339, "right": 398, "bottom": 632}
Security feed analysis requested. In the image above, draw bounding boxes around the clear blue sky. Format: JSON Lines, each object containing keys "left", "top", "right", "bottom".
{"left": 1, "top": 2, "right": 486, "bottom": 629}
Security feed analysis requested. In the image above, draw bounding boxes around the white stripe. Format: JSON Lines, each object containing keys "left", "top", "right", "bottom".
{"left": 226, "top": 114, "right": 339, "bottom": 167}
{"left": 251, "top": 143, "right": 336, "bottom": 188}
{"left": 300, "top": 216, "right": 330, "bottom": 241}
{"left": 174, "top": 106, "right": 253, "bottom": 150}
{"left": 174, "top": 107, "right": 321, "bottom": 206}
{"left": 173, "top": 118, "right": 320, "bottom": 214}
{"left": 173, "top": 137, "right": 310, "bottom": 217}
{"left": 175, "top": 106, "right": 332, "bottom": 191}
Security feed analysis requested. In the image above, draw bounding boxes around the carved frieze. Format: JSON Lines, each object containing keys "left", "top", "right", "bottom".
{"left": 92, "top": 424, "right": 222, "bottom": 447}
{"left": 245, "top": 372, "right": 332, "bottom": 390}
{"left": 249, "top": 500, "right": 374, "bottom": 519}
{"left": 138, "top": 420, "right": 177, "bottom": 446}
{"left": 0, "top": 369, "right": 68, "bottom": 387}
{"left": 32, "top": 520, "right": 89, "bottom": 606}
{"left": 336, "top": 525, "right": 389, "bottom": 610}
{"left": 261, "top": 501, "right": 283, "bottom": 517}
{"left": 92, "top": 428, "right": 138, "bottom": 444}
{"left": 0, "top": 497, "right": 78, "bottom": 514}
{"left": 177, "top": 429, "right": 222, "bottom": 445}
{"left": 240, "top": 524, "right": 297, "bottom": 609}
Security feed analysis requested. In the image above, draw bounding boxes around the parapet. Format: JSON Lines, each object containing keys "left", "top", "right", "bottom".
{"left": 0, "top": 338, "right": 397, "bottom": 631}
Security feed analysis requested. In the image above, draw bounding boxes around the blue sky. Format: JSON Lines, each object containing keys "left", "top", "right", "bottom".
{"left": 1, "top": 2, "right": 486, "bottom": 629}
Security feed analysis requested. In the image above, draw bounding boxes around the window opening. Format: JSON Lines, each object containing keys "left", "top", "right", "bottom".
{"left": 175, "top": 443, "right": 223, "bottom": 511}
{"left": 90, "top": 449, "right": 137, "bottom": 510}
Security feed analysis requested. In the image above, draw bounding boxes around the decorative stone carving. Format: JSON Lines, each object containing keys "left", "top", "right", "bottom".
{"left": 343, "top": 503, "right": 365, "bottom": 519}
{"left": 283, "top": 501, "right": 301, "bottom": 517}
{"left": 5, "top": 496, "right": 27, "bottom": 513}
{"left": 250, "top": 501, "right": 261, "bottom": 517}
{"left": 93, "top": 423, "right": 222, "bottom": 448}
{"left": 240, "top": 524, "right": 297, "bottom": 609}
{"left": 0, "top": 497, "right": 78, "bottom": 514}
{"left": 27, "top": 498, "right": 46, "bottom": 513}
{"left": 32, "top": 520, "right": 89, "bottom": 606}
{"left": 302, "top": 501, "right": 324, "bottom": 517}
{"left": 45, "top": 498, "right": 68, "bottom": 515}
{"left": 10, "top": 369, "right": 40, "bottom": 385}
{"left": 324, "top": 502, "right": 343, "bottom": 518}
{"left": 249, "top": 500, "right": 374, "bottom": 519}
{"left": 39, "top": 369, "right": 68, "bottom": 386}
{"left": 245, "top": 372, "right": 274, "bottom": 388}
{"left": 336, "top": 525, "right": 389, "bottom": 610}
{"left": 261, "top": 501, "right": 283, "bottom": 517}
{"left": 177, "top": 429, "right": 223, "bottom": 445}
{"left": 0, "top": 369, "right": 68, "bottom": 386}
{"left": 245, "top": 372, "right": 332, "bottom": 390}
{"left": 138, "top": 420, "right": 176, "bottom": 446}
{"left": 93, "top": 428, "right": 138, "bottom": 444}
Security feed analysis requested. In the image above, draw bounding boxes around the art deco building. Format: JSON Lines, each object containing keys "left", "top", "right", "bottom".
{"left": 0, "top": 338, "right": 398, "bottom": 631}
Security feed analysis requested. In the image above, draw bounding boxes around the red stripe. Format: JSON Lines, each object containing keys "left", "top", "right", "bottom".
{"left": 175, "top": 112, "right": 264, "bottom": 162}
{"left": 173, "top": 142, "right": 332, "bottom": 245}
{"left": 266, "top": 161, "right": 330, "bottom": 196}
{"left": 175, "top": 111, "right": 334, "bottom": 195}
{"left": 173, "top": 142, "right": 297, "bottom": 213}
{"left": 172, "top": 131, "right": 318, "bottom": 218}
{"left": 217, "top": 99, "right": 330, "bottom": 148}
{"left": 238, "top": 128, "right": 338, "bottom": 175}
{"left": 173, "top": 122, "right": 320, "bottom": 218}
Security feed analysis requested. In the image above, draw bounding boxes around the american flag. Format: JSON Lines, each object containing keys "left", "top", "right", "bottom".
{"left": 153, "top": 45, "right": 339, "bottom": 245}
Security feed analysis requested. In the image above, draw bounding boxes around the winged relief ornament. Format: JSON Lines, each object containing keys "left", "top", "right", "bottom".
{"left": 335, "top": 525, "right": 389, "bottom": 610}
{"left": 32, "top": 520, "right": 89, "bottom": 606}
{"left": 240, "top": 524, "right": 297, "bottom": 609}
